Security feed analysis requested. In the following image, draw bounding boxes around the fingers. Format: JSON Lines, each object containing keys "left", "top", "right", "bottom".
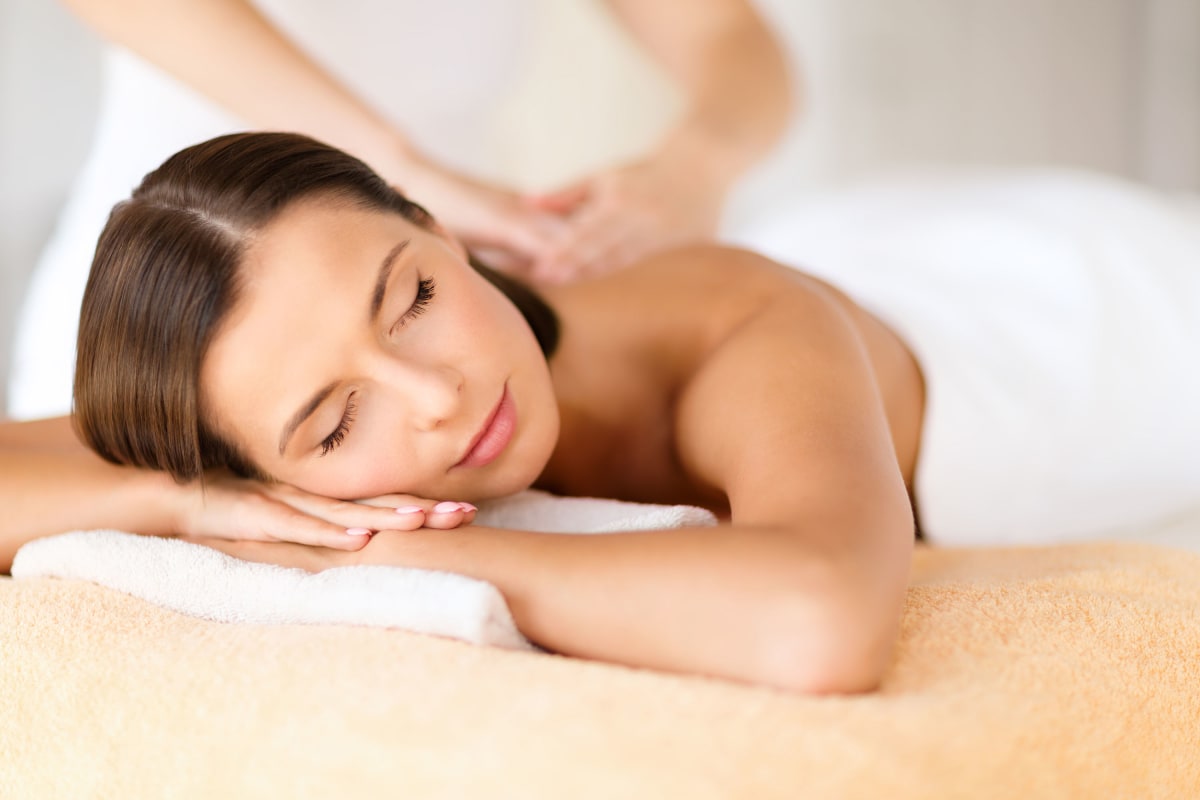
{"left": 368, "top": 499, "right": 478, "bottom": 532}
{"left": 187, "top": 471, "right": 479, "bottom": 555}
{"left": 420, "top": 501, "right": 478, "bottom": 530}
{"left": 487, "top": 208, "right": 570, "bottom": 268}
{"left": 347, "top": 492, "right": 479, "bottom": 523}
{"left": 469, "top": 244, "right": 534, "bottom": 276}
{"left": 456, "top": 207, "right": 570, "bottom": 276}
{"left": 527, "top": 170, "right": 658, "bottom": 282}
{"left": 266, "top": 485, "right": 478, "bottom": 540}
{"left": 243, "top": 498, "right": 381, "bottom": 551}
{"left": 258, "top": 501, "right": 477, "bottom": 551}
{"left": 351, "top": 492, "right": 444, "bottom": 509}
{"left": 399, "top": 163, "right": 567, "bottom": 269}
{"left": 534, "top": 209, "right": 642, "bottom": 283}
{"left": 526, "top": 159, "right": 726, "bottom": 283}
{"left": 525, "top": 182, "right": 590, "bottom": 215}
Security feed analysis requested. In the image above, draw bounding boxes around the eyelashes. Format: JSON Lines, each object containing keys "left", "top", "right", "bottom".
{"left": 319, "top": 393, "right": 356, "bottom": 457}
{"left": 388, "top": 277, "right": 436, "bottom": 336}
{"left": 319, "top": 276, "right": 437, "bottom": 457}
{"left": 411, "top": 277, "right": 436, "bottom": 317}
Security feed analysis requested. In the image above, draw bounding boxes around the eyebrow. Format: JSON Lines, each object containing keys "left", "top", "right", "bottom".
{"left": 277, "top": 239, "right": 410, "bottom": 457}
{"left": 369, "top": 240, "right": 410, "bottom": 323}
{"left": 278, "top": 381, "right": 338, "bottom": 456}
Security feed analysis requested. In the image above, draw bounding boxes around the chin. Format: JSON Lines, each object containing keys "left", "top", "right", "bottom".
{"left": 469, "top": 403, "right": 559, "bottom": 503}
{"left": 467, "top": 475, "right": 536, "bottom": 504}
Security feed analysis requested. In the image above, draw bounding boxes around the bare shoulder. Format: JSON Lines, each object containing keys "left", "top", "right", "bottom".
{"left": 539, "top": 243, "right": 922, "bottom": 511}
{"left": 612, "top": 243, "right": 817, "bottom": 297}
{"left": 548, "top": 244, "right": 843, "bottom": 350}
{"left": 660, "top": 248, "right": 915, "bottom": 531}
{"left": 618, "top": 247, "right": 924, "bottom": 505}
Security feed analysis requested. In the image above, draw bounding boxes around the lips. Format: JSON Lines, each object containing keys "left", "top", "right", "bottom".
{"left": 454, "top": 384, "right": 516, "bottom": 469}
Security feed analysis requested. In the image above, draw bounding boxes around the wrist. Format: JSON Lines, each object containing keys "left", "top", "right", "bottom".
{"left": 653, "top": 121, "right": 754, "bottom": 194}
{"left": 374, "top": 136, "right": 429, "bottom": 189}
{"left": 147, "top": 470, "right": 196, "bottom": 536}
{"left": 330, "top": 122, "right": 427, "bottom": 193}
{"left": 354, "top": 525, "right": 510, "bottom": 581}
{"left": 372, "top": 143, "right": 458, "bottom": 214}
{"left": 96, "top": 465, "right": 190, "bottom": 538}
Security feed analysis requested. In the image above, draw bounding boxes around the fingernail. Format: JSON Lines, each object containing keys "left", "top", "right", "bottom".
{"left": 346, "top": 527, "right": 373, "bottom": 536}
{"left": 459, "top": 502, "right": 477, "bottom": 512}
{"left": 395, "top": 506, "right": 424, "bottom": 515}
{"left": 433, "top": 501, "right": 462, "bottom": 513}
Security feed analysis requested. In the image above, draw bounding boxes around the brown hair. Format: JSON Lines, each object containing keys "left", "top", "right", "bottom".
{"left": 74, "top": 131, "right": 559, "bottom": 483}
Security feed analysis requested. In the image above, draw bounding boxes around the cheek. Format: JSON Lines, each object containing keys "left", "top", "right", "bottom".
{"left": 451, "top": 278, "right": 527, "bottom": 344}
{"left": 273, "top": 275, "right": 551, "bottom": 501}
{"left": 198, "top": 359, "right": 272, "bottom": 473}
{"left": 469, "top": 286, "right": 551, "bottom": 383}
{"left": 286, "top": 448, "right": 423, "bottom": 500}
{"left": 270, "top": 395, "right": 421, "bottom": 499}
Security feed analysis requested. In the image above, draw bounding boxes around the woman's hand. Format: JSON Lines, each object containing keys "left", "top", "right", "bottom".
{"left": 172, "top": 520, "right": 435, "bottom": 573}
{"left": 169, "top": 471, "right": 477, "bottom": 551}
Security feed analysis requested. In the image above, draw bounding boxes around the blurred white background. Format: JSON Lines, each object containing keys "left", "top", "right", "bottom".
{"left": 1, "top": 0, "right": 1198, "bottom": 415}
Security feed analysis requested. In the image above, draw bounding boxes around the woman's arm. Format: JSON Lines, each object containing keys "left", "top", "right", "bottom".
{"left": 425, "top": 275, "right": 912, "bottom": 693}
{"left": 201, "top": 266, "right": 914, "bottom": 694}
{"left": 0, "top": 417, "right": 177, "bottom": 572}
{"left": 0, "top": 417, "right": 473, "bottom": 573}
{"left": 60, "top": 0, "right": 561, "bottom": 268}
{"left": 530, "top": 0, "right": 796, "bottom": 279}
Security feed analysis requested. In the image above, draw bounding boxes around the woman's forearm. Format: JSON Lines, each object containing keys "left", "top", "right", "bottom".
{"left": 61, "top": 0, "right": 416, "bottom": 180}
{"left": 356, "top": 522, "right": 910, "bottom": 693}
{"left": 0, "top": 427, "right": 178, "bottom": 572}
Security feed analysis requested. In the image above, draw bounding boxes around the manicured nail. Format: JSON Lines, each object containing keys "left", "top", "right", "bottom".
{"left": 345, "top": 527, "right": 372, "bottom": 536}
{"left": 433, "top": 501, "right": 462, "bottom": 513}
{"left": 459, "top": 502, "right": 477, "bottom": 513}
{"left": 395, "top": 505, "right": 425, "bottom": 515}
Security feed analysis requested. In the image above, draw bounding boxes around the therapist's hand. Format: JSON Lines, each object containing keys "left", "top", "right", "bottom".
{"left": 395, "top": 156, "right": 568, "bottom": 275}
{"left": 524, "top": 152, "right": 726, "bottom": 283}
{"left": 169, "top": 470, "right": 477, "bottom": 551}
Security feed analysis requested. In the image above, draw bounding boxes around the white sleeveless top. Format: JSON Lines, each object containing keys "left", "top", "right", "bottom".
{"left": 9, "top": 0, "right": 530, "bottom": 419}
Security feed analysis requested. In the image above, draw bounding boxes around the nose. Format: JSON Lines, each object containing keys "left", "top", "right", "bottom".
{"left": 373, "top": 355, "right": 464, "bottom": 432}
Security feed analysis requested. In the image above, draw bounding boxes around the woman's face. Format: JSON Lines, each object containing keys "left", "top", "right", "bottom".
{"left": 201, "top": 196, "right": 560, "bottom": 502}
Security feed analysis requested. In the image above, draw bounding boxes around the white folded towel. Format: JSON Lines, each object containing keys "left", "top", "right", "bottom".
{"left": 10, "top": 490, "right": 716, "bottom": 650}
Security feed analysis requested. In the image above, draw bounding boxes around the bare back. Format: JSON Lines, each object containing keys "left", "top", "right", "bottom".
{"left": 535, "top": 246, "right": 926, "bottom": 518}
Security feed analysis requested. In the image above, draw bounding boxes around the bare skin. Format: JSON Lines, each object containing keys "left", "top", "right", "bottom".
{"left": 0, "top": 208, "right": 923, "bottom": 693}
{"left": 537, "top": 249, "right": 923, "bottom": 510}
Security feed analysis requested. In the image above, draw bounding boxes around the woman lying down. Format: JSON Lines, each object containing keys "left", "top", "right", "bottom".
{"left": 2, "top": 133, "right": 1198, "bottom": 693}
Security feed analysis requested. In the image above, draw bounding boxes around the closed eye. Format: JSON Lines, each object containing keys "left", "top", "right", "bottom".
{"left": 318, "top": 275, "right": 436, "bottom": 457}
{"left": 389, "top": 276, "right": 436, "bottom": 336}
{"left": 318, "top": 278, "right": 434, "bottom": 457}
{"left": 319, "top": 393, "right": 357, "bottom": 457}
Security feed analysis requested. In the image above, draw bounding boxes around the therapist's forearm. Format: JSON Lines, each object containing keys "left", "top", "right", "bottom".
{"left": 606, "top": 0, "right": 796, "bottom": 184}
{"left": 60, "top": 0, "right": 418, "bottom": 180}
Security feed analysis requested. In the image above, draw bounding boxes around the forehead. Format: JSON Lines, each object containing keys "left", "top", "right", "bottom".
{"left": 247, "top": 197, "right": 416, "bottom": 281}
{"left": 200, "top": 198, "right": 415, "bottom": 446}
